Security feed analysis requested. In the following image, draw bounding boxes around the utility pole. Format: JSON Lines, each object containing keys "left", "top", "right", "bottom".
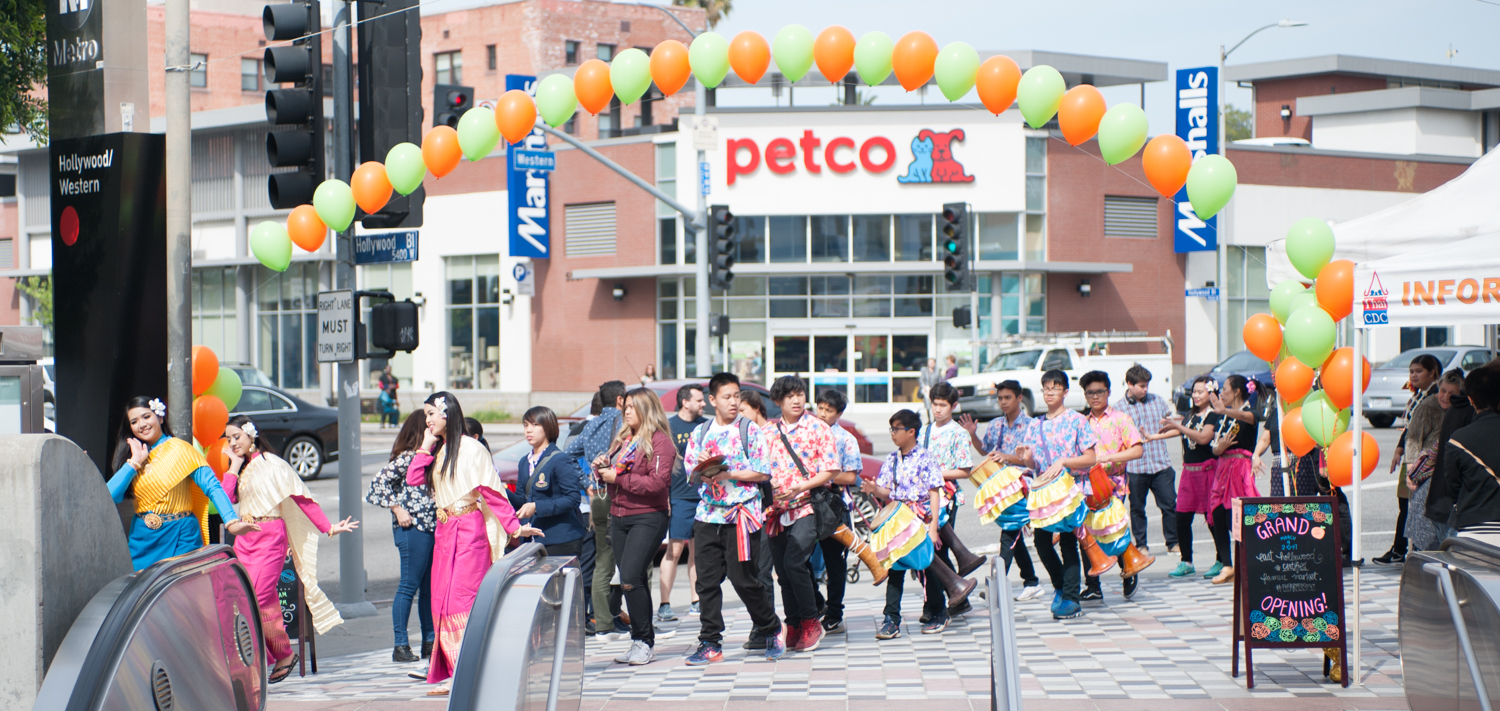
{"left": 333, "top": 0, "right": 374, "bottom": 618}
{"left": 693, "top": 80, "right": 710, "bottom": 377}
{"left": 164, "top": 0, "right": 192, "bottom": 438}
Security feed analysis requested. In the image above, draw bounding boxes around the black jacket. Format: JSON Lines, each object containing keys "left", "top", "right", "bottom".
{"left": 1443, "top": 410, "right": 1500, "bottom": 530}
{"left": 1425, "top": 396, "right": 1476, "bottom": 524}
{"left": 508, "top": 443, "right": 587, "bottom": 545}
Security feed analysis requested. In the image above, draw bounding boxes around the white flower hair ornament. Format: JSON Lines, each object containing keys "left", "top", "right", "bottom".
{"left": 241, "top": 421, "right": 259, "bottom": 439}
{"left": 433, "top": 396, "right": 447, "bottom": 413}
{"left": 148, "top": 399, "right": 167, "bottom": 418}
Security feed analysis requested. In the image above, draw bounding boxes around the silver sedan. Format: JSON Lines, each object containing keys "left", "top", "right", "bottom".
{"left": 1362, "top": 346, "right": 1494, "bottom": 427}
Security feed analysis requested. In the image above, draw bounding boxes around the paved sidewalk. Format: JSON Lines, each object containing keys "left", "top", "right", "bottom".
{"left": 268, "top": 565, "right": 1405, "bottom": 709}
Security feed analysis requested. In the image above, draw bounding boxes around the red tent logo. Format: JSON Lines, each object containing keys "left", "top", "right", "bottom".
{"left": 896, "top": 129, "right": 975, "bottom": 184}
{"left": 1362, "top": 272, "right": 1389, "bottom": 325}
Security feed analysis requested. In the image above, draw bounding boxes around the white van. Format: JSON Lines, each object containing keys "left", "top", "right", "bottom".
{"left": 947, "top": 332, "right": 1174, "bottom": 418}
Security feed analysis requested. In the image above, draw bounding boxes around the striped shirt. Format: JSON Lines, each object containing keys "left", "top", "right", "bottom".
{"left": 1115, "top": 393, "right": 1173, "bottom": 475}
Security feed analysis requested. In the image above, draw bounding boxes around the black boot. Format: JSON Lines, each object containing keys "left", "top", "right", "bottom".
{"left": 421, "top": 640, "right": 434, "bottom": 659}
{"left": 393, "top": 645, "right": 419, "bottom": 663}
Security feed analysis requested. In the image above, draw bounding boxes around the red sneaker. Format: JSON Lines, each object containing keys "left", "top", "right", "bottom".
{"left": 795, "top": 620, "right": 824, "bottom": 652}
{"left": 782, "top": 621, "right": 803, "bottom": 652}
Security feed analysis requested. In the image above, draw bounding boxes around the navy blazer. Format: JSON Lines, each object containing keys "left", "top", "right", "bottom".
{"left": 508, "top": 443, "right": 587, "bottom": 545}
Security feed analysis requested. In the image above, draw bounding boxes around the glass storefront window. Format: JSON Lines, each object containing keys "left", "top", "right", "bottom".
{"left": 814, "top": 335, "right": 848, "bottom": 373}
{"left": 728, "top": 321, "right": 765, "bottom": 385}
{"left": 853, "top": 274, "right": 891, "bottom": 317}
{"left": 774, "top": 336, "right": 809, "bottom": 373}
{"left": 810, "top": 275, "right": 849, "bottom": 318}
{"left": 192, "top": 266, "right": 238, "bottom": 366}
{"left": 769, "top": 276, "right": 808, "bottom": 318}
{"left": 660, "top": 323, "right": 678, "bottom": 379}
{"left": 895, "top": 214, "right": 932, "bottom": 262}
{"left": 769, "top": 216, "right": 807, "bottom": 262}
{"left": 852, "top": 215, "right": 890, "bottom": 262}
{"left": 253, "top": 264, "right": 318, "bottom": 389}
{"left": 1025, "top": 215, "right": 1045, "bottom": 261}
{"left": 446, "top": 255, "right": 501, "bottom": 389}
{"left": 894, "top": 275, "right": 933, "bottom": 317}
{"left": 810, "top": 215, "right": 848, "bottom": 262}
{"left": 734, "top": 215, "right": 765, "bottom": 264}
{"left": 978, "top": 213, "right": 1019, "bottom": 260}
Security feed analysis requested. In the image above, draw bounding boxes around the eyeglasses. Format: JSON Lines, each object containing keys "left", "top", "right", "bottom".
{"left": 1084, "top": 389, "right": 1109, "bottom": 398}
{"left": 889, "top": 426, "right": 915, "bottom": 433}
{"left": 1041, "top": 386, "right": 1067, "bottom": 394}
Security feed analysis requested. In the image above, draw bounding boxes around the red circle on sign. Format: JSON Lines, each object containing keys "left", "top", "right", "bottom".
{"left": 60, "top": 206, "right": 79, "bottom": 246}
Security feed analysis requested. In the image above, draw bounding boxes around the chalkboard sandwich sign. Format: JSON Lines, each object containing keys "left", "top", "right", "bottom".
{"left": 1231, "top": 496, "right": 1347, "bottom": 688}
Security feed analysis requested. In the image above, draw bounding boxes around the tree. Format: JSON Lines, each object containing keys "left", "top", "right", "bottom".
{"left": 671, "top": 0, "right": 731, "bottom": 29}
{"left": 0, "top": 0, "right": 48, "bottom": 141}
{"left": 16, "top": 276, "right": 51, "bottom": 329}
{"left": 1226, "top": 103, "right": 1252, "bottom": 143}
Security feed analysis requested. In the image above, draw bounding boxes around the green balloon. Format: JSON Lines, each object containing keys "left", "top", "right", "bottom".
{"left": 1285, "top": 217, "right": 1336, "bottom": 281}
{"left": 206, "top": 366, "right": 243, "bottom": 411}
{"left": 384, "top": 142, "right": 425, "bottom": 196}
{"left": 772, "top": 24, "right": 815, "bottom": 83}
{"left": 1097, "top": 103, "right": 1148, "bottom": 165}
{"left": 1270, "top": 280, "right": 1308, "bottom": 324}
{"left": 1284, "top": 305, "right": 1336, "bottom": 368}
{"left": 250, "top": 220, "right": 292, "bottom": 272}
{"left": 689, "top": 32, "right": 730, "bottom": 89}
{"left": 535, "top": 74, "right": 578, "bottom": 129}
{"left": 1185, "top": 154, "right": 1238, "bottom": 219}
{"left": 456, "top": 106, "right": 499, "bottom": 162}
{"left": 933, "top": 41, "right": 979, "bottom": 101}
{"left": 1017, "top": 65, "right": 1065, "bottom": 129}
{"left": 853, "top": 31, "right": 893, "bottom": 86}
{"left": 610, "top": 48, "right": 652, "bottom": 104}
{"left": 1303, "top": 393, "right": 1349, "bottom": 448}
{"left": 1289, "top": 291, "right": 1319, "bottom": 320}
{"left": 311, "top": 179, "right": 355, "bottom": 233}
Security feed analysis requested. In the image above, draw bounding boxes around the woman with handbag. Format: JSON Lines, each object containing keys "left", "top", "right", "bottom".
{"left": 1405, "top": 369, "right": 1460, "bottom": 552}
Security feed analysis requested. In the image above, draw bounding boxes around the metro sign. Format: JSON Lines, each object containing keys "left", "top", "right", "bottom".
{"left": 725, "top": 127, "right": 975, "bottom": 186}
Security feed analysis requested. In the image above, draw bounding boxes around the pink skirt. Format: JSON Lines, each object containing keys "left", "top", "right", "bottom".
{"left": 1212, "top": 450, "right": 1261, "bottom": 511}
{"left": 428, "top": 510, "right": 494, "bottom": 684}
{"left": 1177, "top": 460, "right": 1217, "bottom": 515}
{"left": 232, "top": 519, "right": 293, "bottom": 663}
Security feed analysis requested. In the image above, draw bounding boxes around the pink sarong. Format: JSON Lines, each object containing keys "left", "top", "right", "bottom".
{"left": 1211, "top": 449, "right": 1261, "bottom": 512}
{"left": 1177, "top": 460, "right": 1217, "bottom": 514}
{"left": 427, "top": 487, "right": 513, "bottom": 683}
{"left": 233, "top": 520, "right": 294, "bottom": 662}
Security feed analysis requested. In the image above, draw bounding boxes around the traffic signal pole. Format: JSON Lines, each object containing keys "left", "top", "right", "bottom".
{"left": 534, "top": 122, "right": 704, "bottom": 239}
{"left": 693, "top": 80, "right": 710, "bottom": 379}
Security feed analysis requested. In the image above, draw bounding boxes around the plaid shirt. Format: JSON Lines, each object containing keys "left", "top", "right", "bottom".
{"left": 1114, "top": 393, "right": 1173, "bottom": 475}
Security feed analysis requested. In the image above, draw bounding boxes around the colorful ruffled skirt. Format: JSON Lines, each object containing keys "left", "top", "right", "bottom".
{"left": 1028, "top": 473, "right": 1086, "bottom": 534}
{"left": 1084, "top": 497, "right": 1131, "bottom": 557}
{"left": 974, "top": 465, "right": 1028, "bottom": 528}
{"left": 870, "top": 502, "right": 934, "bottom": 571}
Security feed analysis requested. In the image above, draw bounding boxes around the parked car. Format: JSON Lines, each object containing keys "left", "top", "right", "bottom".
{"left": 950, "top": 334, "right": 1174, "bottom": 419}
{"left": 223, "top": 362, "right": 278, "bottom": 389}
{"left": 1174, "top": 350, "right": 1275, "bottom": 418}
{"left": 230, "top": 383, "right": 339, "bottom": 480}
{"left": 1362, "top": 346, "right": 1494, "bottom": 428}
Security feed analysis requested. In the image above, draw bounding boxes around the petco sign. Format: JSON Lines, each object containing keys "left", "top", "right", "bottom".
{"left": 695, "top": 110, "right": 1023, "bottom": 215}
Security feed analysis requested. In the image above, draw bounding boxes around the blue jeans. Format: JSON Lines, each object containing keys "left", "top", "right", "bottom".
{"left": 393, "top": 525, "right": 435, "bottom": 647}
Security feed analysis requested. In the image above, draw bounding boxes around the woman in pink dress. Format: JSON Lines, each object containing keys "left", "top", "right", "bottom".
{"left": 407, "top": 392, "right": 543, "bottom": 696}
{"left": 1207, "top": 374, "right": 1262, "bottom": 584}
{"left": 221, "top": 414, "right": 359, "bottom": 683}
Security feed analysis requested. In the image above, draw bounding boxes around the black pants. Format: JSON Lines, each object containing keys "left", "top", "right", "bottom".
{"left": 770, "top": 515, "right": 820, "bottom": 624}
{"left": 756, "top": 529, "right": 774, "bottom": 597}
{"left": 609, "top": 510, "right": 668, "bottom": 646}
{"left": 882, "top": 563, "right": 947, "bottom": 622}
{"left": 1129, "top": 467, "right": 1178, "bottom": 549}
{"left": 1212, "top": 506, "right": 1235, "bottom": 568}
{"left": 1390, "top": 495, "right": 1410, "bottom": 555}
{"left": 579, "top": 525, "right": 596, "bottom": 621}
{"left": 1175, "top": 509, "right": 1232, "bottom": 566}
{"left": 811, "top": 509, "right": 852, "bottom": 623}
{"left": 1032, "top": 528, "right": 1081, "bottom": 603}
{"left": 1335, "top": 487, "right": 1353, "bottom": 562}
{"left": 693, "top": 522, "right": 781, "bottom": 645}
{"left": 999, "top": 528, "right": 1040, "bottom": 586}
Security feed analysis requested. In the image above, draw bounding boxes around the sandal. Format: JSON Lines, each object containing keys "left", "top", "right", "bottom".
{"left": 268, "top": 653, "right": 299, "bottom": 684}
{"left": 427, "top": 685, "right": 451, "bottom": 696}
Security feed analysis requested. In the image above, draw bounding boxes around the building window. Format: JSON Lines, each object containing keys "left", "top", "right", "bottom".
{"left": 240, "top": 58, "right": 261, "bottom": 91}
{"left": 190, "top": 53, "right": 208, "bottom": 88}
{"left": 895, "top": 214, "right": 933, "bottom": 262}
{"left": 322, "top": 64, "right": 333, "bottom": 95}
{"left": 810, "top": 215, "right": 849, "bottom": 262}
{"left": 1224, "top": 246, "right": 1270, "bottom": 345}
{"left": 852, "top": 215, "right": 890, "bottom": 262}
{"left": 1103, "top": 195, "right": 1158, "bottom": 239}
{"left": 596, "top": 43, "right": 615, "bottom": 62}
{"left": 976, "top": 212, "right": 1018, "bottom": 260}
{"left": 564, "top": 202, "right": 617, "bottom": 256}
{"left": 193, "top": 266, "right": 239, "bottom": 369}
{"left": 1400, "top": 327, "right": 1451, "bottom": 352}
{"left": 599, "top": 96, "right": 621, "bottom": 138}
{"left": 445, "top": 255, "right": 500, "bottom": 390}
{"left": 658, "top": 280, "right": 678, "bottom": 379}
{"left": 565, "top": 40, "right": 579, "bottom": 65}
{"left": 563, "top": 112, "right": 577, "bottom": 135}
{"left": 659, "top": 218, "right": 676, "bottom": 265}
{"left": 732, "top": 215, "right": 765, "bottom": 264}
{"left": 768, "top": 216, "right": 808, "bottom": 263}
{"left": 435, "top": 51, "right": 462, "bottom": 85}
{"left": 655, "top": 141, "right": 676, "bottom": 263}
{"left": 0, "top": 239, "right": 13, "bottom": 269}
{"left": 997, "top": 272, "right": 1045, "bottom": 335}
{"left": 486, "top": 44, "right": 496, "bottom": 71}
{"left": 255, "top": 263, "right": 320, "bottom": 390}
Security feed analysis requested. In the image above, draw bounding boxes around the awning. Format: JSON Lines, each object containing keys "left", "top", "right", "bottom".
{"left": 568, "top": 260, "right": 1133, "bottom": 281}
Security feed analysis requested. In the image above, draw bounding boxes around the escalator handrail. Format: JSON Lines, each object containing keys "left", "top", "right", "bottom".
{"left": 1441, "top": 535, "right": 1500, "bottom": 564}
{"left": 57, "top": 544, "right": 249, "bottom": 711}
{"left": 448, "top": 542, "right": 548, "bottom": 709}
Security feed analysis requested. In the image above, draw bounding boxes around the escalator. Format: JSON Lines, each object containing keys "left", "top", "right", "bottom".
{"left": 1401, "top": 537, "right": 1500, "bottom": 711}
{"left": 34, "top": 544, "right": 266, "bottom": 711}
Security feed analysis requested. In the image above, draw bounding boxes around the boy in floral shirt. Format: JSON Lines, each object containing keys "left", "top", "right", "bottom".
{"left": 682, "top": 373, "right": 784, "bottom": 664}
{"left": 1079, "top": 370, "right": 1145, "bottom": 602}
{"left": 864, "top": 408, "right": 944, "bottom": 640}
{"left": 916, "top": 381, "right": 984, "bottom": 630}
{"left": 812, "top": 388, "right": 862, "bottom": 634}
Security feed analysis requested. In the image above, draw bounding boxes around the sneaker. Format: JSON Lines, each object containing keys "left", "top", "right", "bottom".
{"left": 1016, "top": 585, "right": 1046, "bottom": 602}
{"left": 656, "top": 603, "right": 677, "bottom": 622}
{"left": 614, "top": 640, "right": 640, "bottom": 664}
{"left": 764, "top": 633, "right": 786, "bottom": 661}
{"left": 608, "top": 618, "right": 632, "bottom": 641}
{"left": 689, "top": 601, "right": 700, "bottom": 616}
{"left": 393, "top": 645, "right": 418, "bottom": 663}
{"left": 743, "top": 632, "right": 767, "bottom": 650}
{"left": 922, "top": 615, "right": 950, "bottom": 634}
{"left": 584, "top": 619, "right": 597, "bottom": 636}
{"left": 947, "top": 598, "right": 972, "bottom": 617}
{"left": 1052, "top": 598, "right": 1083, "bottom": 620}
{"left": 795, "top": 620, "right": 824, "bottom": 652}
{"left": 1169, "top": 562, "right": 1195, "bottom": 578}
{"left": 1373, "top": 550, "right": 1405, "bottom": 566}
{"left": 407, "top": 666, "right": 429, "bottom": 681}
{"left": 1122, "top": 575, "right": 1138, "bottom": 599}
{"left": 875, "top": 616, "right": 902, "bottom": 640}
{"left": 821, "top": 617, "right": 846, "bottom": 633}
{"left": 783, "top": 620, "right": 804, "bottom": 651}
{"left": 626, "top": 641, "right": 656, "bottom": 666}
{"left": 1079, "top": 587, "right": 1104, "bottom": 602}
{"left": 1202, "top": 561, "right": 1224, "bottom": 579}
{"left": 654, "top": 626, "right": 678, "bottom": 640}
{"left": 685, "top": 642, "right": 723, "bottom": 666}
{"left": 918, "top": 612, "right": 931, "bottom": 624}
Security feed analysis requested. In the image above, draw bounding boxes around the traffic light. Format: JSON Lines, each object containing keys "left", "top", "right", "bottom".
{"left": 262, "top": 0, "right": 324, "bottom": 209}
{"left": 710, "top": 205, "right": 736, "bottom": 290}
{"left": 357, "top": 291, "right": 420, "bottom": 359}
{"left": 952, "top": 305, "right": 972, "bottom": 328}
{"left": 434, "top": 84, "right": 475, "bottom": 129}
{"left": 358, "top": 0, "right": 424, "bottom": 228}
{"left": 941, "top": 201, "right": 970, "bottom": 290}
{"left": 709, "top": 313, "right": 731, "bottom": 337}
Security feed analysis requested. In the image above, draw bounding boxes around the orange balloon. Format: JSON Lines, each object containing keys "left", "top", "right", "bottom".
{"left": 1316, "top": 259, "right": 1356, "bottom": 321}
{"left": 650, "top": 40, "right": 692, "bottom": 96}
{"left": 813, "top": 26, "right": 856, "bottom": 83}
{"left": 574, "top": 59, "right": 614, "bottom": 115}
{"left": 192, "top": 395, "right": 229, "bottom": 448}
{"left": 1320, "top": 346, "right": 1372, "bottom": 411}
{"left": 351, "top": 161, "right": 392, "bottom": 215}
{"left": 422, "top": 125, "right": 462, "bottom": 178}
{"left": 192, "top": 345, "right": 219, "bottom": 397}
{"left": 1242, "top": 313, "right": 1283, "bottom": 363}
{"left": 1058, "top": 85, "right": 1106, "bottom": 146}
{"left": 287, "top": 204, "right": 327, "bottom": 252}
{"left": 891, "top": 31, "right": 938, "bottom": 92}
{"left": 1142, "top": 134, "right": 1192, "bottom": 197}
{"left": 975, "top": 55, "right": 1021, "bottom": 115}
{"left": 728, "top": 31, "right": 770, "bottom": 84}
{"left": 205, "top": 438, "right": 231, "bottom": 476}
{"left": 496, "top": 89, "right": 538, "bottom": 145}
{"left": 1326, "top": 431, "right": 1379, "bottom": 487}
{"left": 1282, "top": 408, "right": 1317, "bottom": 457}
{"left": 1275, "top": 356, "right": 1316, "bottom": 404}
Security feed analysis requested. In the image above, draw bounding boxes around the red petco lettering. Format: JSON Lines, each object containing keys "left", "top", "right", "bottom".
{"left": 726, "top": 130, "right": 896, "bottom": 185}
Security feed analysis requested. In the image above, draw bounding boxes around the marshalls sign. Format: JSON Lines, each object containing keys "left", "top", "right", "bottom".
{"left": 317, "top": 290, "right": 354, "bottom": 362}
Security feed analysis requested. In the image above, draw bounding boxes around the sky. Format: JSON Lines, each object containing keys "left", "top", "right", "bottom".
{"left": 420, "top": 0, "right": 1500, "bottom": 134}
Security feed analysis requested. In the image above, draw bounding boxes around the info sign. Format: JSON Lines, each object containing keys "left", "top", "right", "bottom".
{"left": 1231, "top": 496, "right": 1348, "bottom": 688}
{"left": 317, "top": 290, "right": 355, "bottom": 363}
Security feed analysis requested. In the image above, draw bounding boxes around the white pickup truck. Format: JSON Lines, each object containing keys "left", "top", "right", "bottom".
{"left": 948, "top": 333, "right": 1174, "bottom": 418}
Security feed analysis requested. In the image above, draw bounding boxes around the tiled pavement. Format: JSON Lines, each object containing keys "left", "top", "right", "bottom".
{"left": 270, "top": 564, "right": 1406, "bottom": 707}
